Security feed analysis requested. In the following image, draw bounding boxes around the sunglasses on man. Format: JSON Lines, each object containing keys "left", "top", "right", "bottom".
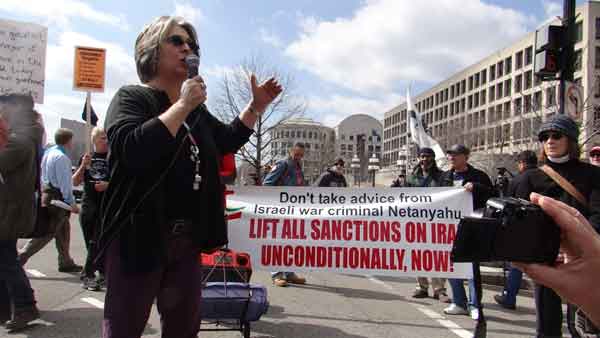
{"left": 538, "top": 131, "right": 564, "bottom": 142}
{"left": 166, "top": 34, "right": 199, "bottom": 55}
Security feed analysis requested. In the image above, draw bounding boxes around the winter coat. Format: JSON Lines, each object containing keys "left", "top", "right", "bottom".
{"left": 440, "top": 164, "right": 495, "bottom": 210}
{"left": 315, "top": 168, "right": 348, "bottom": 187}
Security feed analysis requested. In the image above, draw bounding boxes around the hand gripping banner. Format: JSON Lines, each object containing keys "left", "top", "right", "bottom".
{"left": 226, "top": 187, "right": 473, "bottom": 278}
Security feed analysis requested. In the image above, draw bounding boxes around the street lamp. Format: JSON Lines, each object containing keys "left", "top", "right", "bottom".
{"left": 351, "top": 153, "right": 361, "bottom": 187}
{"left": 368, "top": 153, "right": 380, "bottom": 187}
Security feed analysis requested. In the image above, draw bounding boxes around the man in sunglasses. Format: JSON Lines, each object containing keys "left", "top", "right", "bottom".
{"left": 590, "top": 146, "right": 600, "bottom": 167}
{"left": 315, "top": 158, "right": 348, "bottom": 187}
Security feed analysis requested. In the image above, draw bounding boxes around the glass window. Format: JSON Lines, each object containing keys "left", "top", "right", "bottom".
{"left": 596, "top": 18, "right": 600, "bottom": 39}
{"left": 525, "top": 46, "right": 533, "bottom": 65}
{"left": 576, "top": 21, "right": 583, "bottom": 43}
{"left": 525, "top": 71, "right": 532, "bottom": 89}
{"left": 490, "top": 65, "right": 496, "bottom": 81}
{"left": 516, "top": 51, "right": 523, "bottom": 69}
{"left": 515, "top": 74, "right": 522, "bottom": 93}
{"left": 514, "top": 98, "right": 522, "bottom": 115}
{"left": 547, "top": 86, "right": 557, "bottom": 106}
{"left": 505, "top": 56, "right": 512, "bottom": 74}
{"left": 481, "top": 69, "right": 487, "bottom": 84}
{"left": 575, "top": 49, "right": 582, "bottom": 71}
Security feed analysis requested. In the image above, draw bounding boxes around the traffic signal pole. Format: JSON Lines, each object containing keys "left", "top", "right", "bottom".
{"left": 559, "top": 0, "right": 576, "bottom": 115}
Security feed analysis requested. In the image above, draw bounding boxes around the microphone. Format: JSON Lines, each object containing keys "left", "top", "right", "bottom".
{"left": 185, "top": 54, "right": 200, "bottom": 79}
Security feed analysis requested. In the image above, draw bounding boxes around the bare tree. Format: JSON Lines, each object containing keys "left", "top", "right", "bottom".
{"left": 211, "top": 55, "right": 307, "bottom": 180}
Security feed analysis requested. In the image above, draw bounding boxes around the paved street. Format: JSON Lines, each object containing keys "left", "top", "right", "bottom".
{"left": 2, "top": 215, "right": 565, "bottom": 338}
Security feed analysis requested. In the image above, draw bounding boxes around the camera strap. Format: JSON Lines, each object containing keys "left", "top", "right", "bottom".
{"left": 540, "top": 165, "right": 588, "bottom": 208}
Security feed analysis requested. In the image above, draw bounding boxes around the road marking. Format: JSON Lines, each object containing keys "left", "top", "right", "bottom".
{"left": 367, "top": 276, "right": 471, "bottom": 338}
{"left": 26, "top": 269, "right": 46, "bottom": 277}
{"left": 365, "top": 275, "right": 394, "bottom": 291}
{"left": 82, "top": 297, "right": 104, "bottom": 309}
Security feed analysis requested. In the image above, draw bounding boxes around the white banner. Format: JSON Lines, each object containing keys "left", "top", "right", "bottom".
{"left": 0, "top": 18, "right": 47, "bottom": 103}
{"left": 226, "top": 187, "right": 474, "bottom": 278}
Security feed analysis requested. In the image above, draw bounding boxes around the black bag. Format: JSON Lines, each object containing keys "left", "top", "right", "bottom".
{"left": 25, "top": 148, "right": 55, "bottom": 238}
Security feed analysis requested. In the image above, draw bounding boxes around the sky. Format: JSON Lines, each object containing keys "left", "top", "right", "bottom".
{"left": 0, "top": 0, "right": 586, "bottom": 137}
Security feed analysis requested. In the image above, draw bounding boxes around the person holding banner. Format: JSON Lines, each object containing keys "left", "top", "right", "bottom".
{"left": 440, "top": 144, "right": 494, "bottom": 320}
{"left": 263, "top": 142, "right": 308, "bottom": 287}
{"left": 0, "top": 94, "right": 44, "bottom": 331}
{"left": 401, "top": 147, "right": 450, "bottom": 302}
{"left": 97, "top": 16, "right": 281, "bottom": 338}
{"left": 315, "top": 157, "right": 348, "bottom": 187}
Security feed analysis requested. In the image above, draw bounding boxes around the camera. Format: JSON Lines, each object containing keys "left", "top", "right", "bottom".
{"left": 451, "top": 197, "right": 560, "bottom": 263}
{"left": 494, "top": 167, "right": 512, "bottom": 197}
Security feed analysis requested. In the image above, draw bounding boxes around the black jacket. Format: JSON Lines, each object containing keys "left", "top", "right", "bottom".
{"left": 440, "top": 164, "right": 495, "bottom": 210}
{"left": 315, "top": 168, "right": 348, "bottom": 187}
{"left": 98, "top": 85, "right": 253, "bottom": 272}
{"left": 511, "top": 159, "right": 600, "bottom": 232}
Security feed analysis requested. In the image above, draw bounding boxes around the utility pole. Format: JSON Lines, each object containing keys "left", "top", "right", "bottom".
{"left": 559, "top": 0, "right": 576, "bottom": 115}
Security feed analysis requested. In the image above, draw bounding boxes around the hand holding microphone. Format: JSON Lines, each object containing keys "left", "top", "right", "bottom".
{"left": 179, "top": 55, "right": 207, "bottom": 113}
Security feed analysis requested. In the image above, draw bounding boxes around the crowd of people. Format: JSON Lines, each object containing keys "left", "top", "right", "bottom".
{"left": 2, "top": 13, "right": 600, "bottom": 338}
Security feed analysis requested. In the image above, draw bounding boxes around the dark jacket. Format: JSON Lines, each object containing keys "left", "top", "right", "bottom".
{"left": 506, "top": 166, "right": 536, "bottom": 197}
{"left": 404, "top": 165, "right": 444, "bottom": 187}
{"left": 440, "top": 164, "right": 494, "bottom": 210}
{"left": 0, "top": 122, "right": 44, "bottom": 239}
{"left": 315, "top": 168, "right": 348, "bottom": 187}
{"left": 512, "top": 159, "right": 600, "bottom": 232}
{"left": 98, "top": 85, "right": 253, "bottom": 272}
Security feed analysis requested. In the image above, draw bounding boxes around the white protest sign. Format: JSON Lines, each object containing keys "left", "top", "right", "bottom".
{"left": 226, "top": 187, "right": 474, "bottom": 278}
{"left": 0, "top": 18, "right": 47, "bottom": 103}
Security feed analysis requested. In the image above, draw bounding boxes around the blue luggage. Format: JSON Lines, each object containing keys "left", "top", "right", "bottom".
{"left": 200, "top": 282, "right": 269, "bottom": 322}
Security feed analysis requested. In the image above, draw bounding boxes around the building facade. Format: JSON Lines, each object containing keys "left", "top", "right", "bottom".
{"left": 335, "top": 114, "right": 383, "bottom": 182}
{"left": 383, "top": 1, "right": 600, "bottom": 170}
{"left": 269, "top": 117, "right": 336, "bottom": 184}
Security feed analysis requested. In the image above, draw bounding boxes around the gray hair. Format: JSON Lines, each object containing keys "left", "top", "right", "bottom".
{"left": 134, "top": 16, "right": 199, "bottom": 83}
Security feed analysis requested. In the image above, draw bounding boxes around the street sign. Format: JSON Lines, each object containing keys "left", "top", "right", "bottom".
{"left": 73, "top": 46, "right": 106, "bottom": 92}
{"left": 562, "top": 81, "right": 583, "bottom": 120}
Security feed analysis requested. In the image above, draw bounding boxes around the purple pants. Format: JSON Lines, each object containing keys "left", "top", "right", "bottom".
{"left": 102, "top": 235, "right": 202, "bottom": 338}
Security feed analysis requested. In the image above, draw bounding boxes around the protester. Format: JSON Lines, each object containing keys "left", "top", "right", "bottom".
{"left": 263, "top": 142, "right": 308, "bottom": 287}
{"left": 441, "top": 144, "right": 494, "bottom": 320}
{"left": 18, "top": 128, "right": 82, "bottom": 273}
{"left": 315, "top": 158, "right": 348, "bottom": 187}
{"left": 401, "top": 147, "right": 449, "bottom": 302}
{"left": 494, "top": 149, "right": 538, "bottom": 310}
{"left": 510, "top": 115, "right": 600, "bottom": 337}
{"left": 0, "top": 94, "right": 44, "bottom": 331}
{"left": 390, "top": 174, "right": 406, "bottom": 187}
{"left": 590, "top": 146, "right": 600, "bottom": 167}
{"left": 515, "top": 193, "right": 600, "bottom": 333}
{"left": 96, "top": 16, "right": 281, "bottom": 338}
{"left": 72, "top": 126, "right": 109, "bottom": 291}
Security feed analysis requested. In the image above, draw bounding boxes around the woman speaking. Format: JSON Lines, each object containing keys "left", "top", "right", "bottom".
{"left": 97, "top": 16, "right": 281, "bottom": 338}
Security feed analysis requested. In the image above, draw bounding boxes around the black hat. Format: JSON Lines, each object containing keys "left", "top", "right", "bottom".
{"left": 516, "top": 150, "right": 538, "bottom": 167}
{"left": 538, "top": 114, "right": 579, "bottom": 141}
{"left": 334, "top": 157, "right": 345, "bottom": 166}
{"left": 446, "top": 144, "right": 470, "bottom": 156}
{"left": 418, "top": 147, "right": 435, "bottom": 157}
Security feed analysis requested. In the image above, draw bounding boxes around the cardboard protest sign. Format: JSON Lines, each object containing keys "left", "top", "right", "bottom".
{"left": 226, "top": 187, "right": 474, "bottom": 278}
{"left": 0, "top": 18, "right": 47, "bottom": 103}
{"left": 73, "top": 46, "right": 106, "bottom": 92}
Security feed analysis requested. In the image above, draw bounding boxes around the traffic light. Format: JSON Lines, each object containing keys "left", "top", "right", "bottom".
{"left": 535, "top": 25, "right": 564, "bottom": 80}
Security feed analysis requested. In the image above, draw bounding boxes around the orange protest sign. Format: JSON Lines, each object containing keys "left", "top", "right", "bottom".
{"left": 73, "top": 46, "right": 106, "bottom": 92}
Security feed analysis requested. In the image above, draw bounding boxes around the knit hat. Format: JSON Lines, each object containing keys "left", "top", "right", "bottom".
{"left": 418, "top": 147, "right": 435, "bottom": 157}
{"left": 538, "top": 114, "right": 579, "bottom": 141}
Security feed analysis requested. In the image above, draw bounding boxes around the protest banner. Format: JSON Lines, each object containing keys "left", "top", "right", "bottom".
{"left": 227, "top": 186, "right": 474, "bottom": 278}
{"left": 0, "top": 18, "right": 47, "bottom": 103}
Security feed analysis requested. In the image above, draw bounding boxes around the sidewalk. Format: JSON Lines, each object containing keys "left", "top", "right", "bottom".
{"left": 480, "top": 266, "right": 534, "bottom": 296}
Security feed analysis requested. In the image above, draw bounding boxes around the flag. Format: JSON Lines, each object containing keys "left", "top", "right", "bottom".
{"left": 81, "top": 100, "right": 98, "bottom": 126}
{"left": 407, "top": 89, "right": 446, "bottom": 166}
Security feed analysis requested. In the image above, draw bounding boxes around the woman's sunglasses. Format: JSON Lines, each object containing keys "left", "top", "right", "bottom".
{"left": 590, "top": 152, "right": 600, "bottom": 158}
{"left": 538, "top": 131, "right": 564, "bottom": 142}
{"left": 166, "top": 35, "right": 199, "bottom": 54}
